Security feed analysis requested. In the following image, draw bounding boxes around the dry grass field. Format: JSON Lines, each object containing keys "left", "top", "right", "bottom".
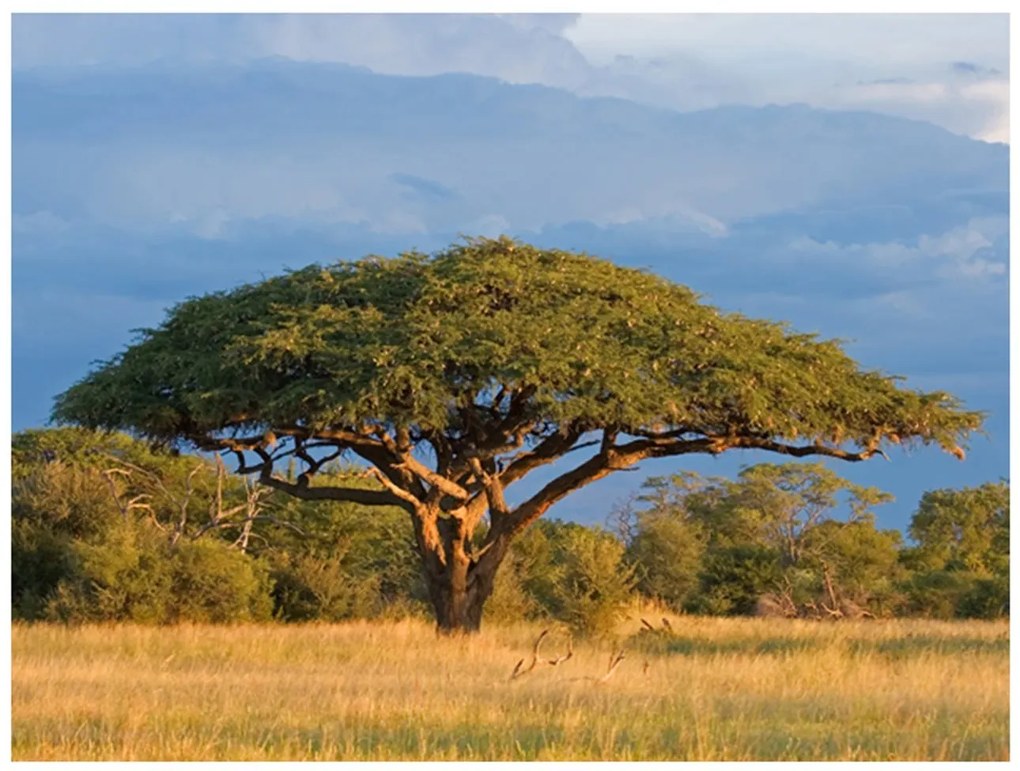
{"left": 11, "top": 615, "right": 1009, "bottom": 761}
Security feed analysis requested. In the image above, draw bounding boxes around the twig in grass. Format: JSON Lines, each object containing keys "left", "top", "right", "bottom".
{"left": 509, "top": 629, "right": 574, "bottom": 681}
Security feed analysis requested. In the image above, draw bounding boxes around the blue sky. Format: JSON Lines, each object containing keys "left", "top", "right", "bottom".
{"left": 10, "top": 13, "right": 1010, "bottom": 532}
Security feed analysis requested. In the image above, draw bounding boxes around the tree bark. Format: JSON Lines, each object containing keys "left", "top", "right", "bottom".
{"left": 425, "top": 559, "right": 502, "bottom": 634}
{"left": 421, "top": 522, "right": 507, "bottom": 634}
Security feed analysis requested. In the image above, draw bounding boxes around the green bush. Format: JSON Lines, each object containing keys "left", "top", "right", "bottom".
{"left": 47, "top": 519, "right": 175, "bottom": 623}
{"left": 261, "top": 491, "right": 425, "bottom": 620}
{"left": 482, "top": 555, "right": 541, "bottom": 625}
{"left": 957, "top": 575, "right": 1009, "bottom": 619}
{"left": 625, "top": 512, "right": 704, "bottom": 612}
{"left": 271, "top": 548, "right": 381, "bottom": 622}
{"left": 689, "top": 545, "right": 783, "bottom": 616}
{"left": 12, "top": 519, "right": 75, "bottom": 620}
{"left": 901, "top": 570, "right": 977, "bottom": 619}
{"left": 46, "top": 519, "right": 274, "bottom": 624}
{"left": 544, "top": 525, "right": 636, "bottom": 637}
{"left": 166, "top": 538, "right": 274, "bottom": 623}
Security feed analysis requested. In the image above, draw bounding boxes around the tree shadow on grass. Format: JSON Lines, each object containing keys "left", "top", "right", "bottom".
{"left": 633, "top": 633, "right": 818, "bottom": 657}
{"left": 847, "top": 636, "right": 1008, "bottom": 659}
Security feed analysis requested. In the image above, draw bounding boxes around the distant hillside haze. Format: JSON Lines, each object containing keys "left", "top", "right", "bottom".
{"left": 12, "top": 59, "right": 1009, "bottom": 531}
{"left": 12, "top": 60, "right": 1006, "bottom": 233}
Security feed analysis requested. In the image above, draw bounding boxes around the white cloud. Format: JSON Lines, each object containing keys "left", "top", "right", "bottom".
{"left": 790, "top": 217, "right": 1008, "bottom": 283}
{"left": 566, "top": 14, "right": 1009, "bottom": 143}
{"left": 565, "top": 14, "right": 1008, "bottom": 72}
{"left": 465, "top": 214, "right": 512, "bottom": 237}
{"left": 13, "top": 13, "right": 1009, "bottom": 142}
{"left": 825, "top": 68, "right": 1009, "bottom": 143}
{"left": 241, "top": 14, "right": 594, "bottom": 90}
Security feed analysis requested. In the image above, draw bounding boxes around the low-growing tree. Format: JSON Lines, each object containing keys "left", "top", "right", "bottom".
{"left": 623, "top": 503, "right": 705, "bottom": 613}
{"left": 14, "top": 428, "right": 277, "bottom": 623}
{"left": 542, "top": 524, "right": 636, "bottom": 636}
{"left": 906, "top": 482, "right": 1009, "bottom": 576}
{"left": 48, "top": 518, "right": 273, "bottom": 624}
{"left": 799, "top": 516, "right": 904, "bottom": 616}
{"left": 626, "top": 463, "right": 899, "bottom": 617}
{"left": 900, "top": 482, "right": 1009, "bottom": 618}
{"left": 53, "top": 237, "right": 982, "bottom": 632}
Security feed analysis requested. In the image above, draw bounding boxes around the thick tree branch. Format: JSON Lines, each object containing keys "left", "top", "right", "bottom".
{"left": 503, "top": 451, "right": 619, "bottom": 537}
{"left": 723, "top": 436, "right": 889, "bottom": 462}
{"left": 364, "top": 467, "right": 424, "bottom": 509}
{"left": 499, "top": 432, "right": 888, "bottom": 538}
{"left": 396, "top": 455, "right": 471, "bottom": 501}
{"left": 259, "top": 474, "right": 412, "bottom": 510}
{"left": 498, "top": 425, "right": 586, "bottom": 485}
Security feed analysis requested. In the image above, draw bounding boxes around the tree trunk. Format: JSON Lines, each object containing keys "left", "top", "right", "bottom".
{"left": 424, "top": 544, "right": 505, "bottom": 635}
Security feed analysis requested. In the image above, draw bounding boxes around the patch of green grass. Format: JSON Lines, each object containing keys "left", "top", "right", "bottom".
{"left": 847, "top": 634, "right": 1009, "bottom": 659}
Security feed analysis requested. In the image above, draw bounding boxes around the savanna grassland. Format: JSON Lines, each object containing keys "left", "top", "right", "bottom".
{"left": 11, "top": 616, "right": 1008, "bottom": 761}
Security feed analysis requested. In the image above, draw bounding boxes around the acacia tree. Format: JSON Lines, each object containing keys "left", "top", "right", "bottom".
{"left": 54, "top": 237, "right": 982, "bottom": 632}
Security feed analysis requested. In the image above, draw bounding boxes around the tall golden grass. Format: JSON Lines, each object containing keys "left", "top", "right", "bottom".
{"left": 11, "top": 615, "right": 1008, "bottom": 760}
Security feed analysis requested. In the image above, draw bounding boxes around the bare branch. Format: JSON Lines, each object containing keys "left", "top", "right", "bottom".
{"left": 193, "top": 514, "right": 307, "bottom": 541}
{"left": 396, "top": 455, "right": 470, "bottom": 501}
{"left": 596, "top": 649, "right": 626, "bottom": 684}
{"left": 498, "top": 426, "right": 586, "bottom": 485}
{"left": 259, "top": 474, "right": 412, "bottom": 510}
{"left": 509, "top": 629, "right": 574, "bottom": 681}
{"left": 100, "top": 468, "right": 131, "bottom": 519}
{"left": 365, "top": 468, "right": 423, "bottom": 509}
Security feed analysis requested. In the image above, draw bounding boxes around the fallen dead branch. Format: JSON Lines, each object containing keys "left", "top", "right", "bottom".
{"left": 509, "top": 629, "right": 573, "bottom": 681}
{"left": 596, "top": 649, "right": 626, "bottom": 684}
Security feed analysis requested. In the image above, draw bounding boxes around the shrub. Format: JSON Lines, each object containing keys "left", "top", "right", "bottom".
{"left": 626, "top": 513, "right": 704, "bottom": 612}
{"left": 544, "top": 525, "right": 637, "bottom": 637}
{"left": 689, "top": 544, "right": 783, "bottom": 616}
{"left": 46, "top": 519, "right": 273, "bottom": 624}
{"left": 271, "top": 548, "right": 381, "bottom": 622}
{"left": 166, "top": 539, "right": 274, "bottom": 623}
{"left": 481, "top": 555, "right": 540, "bottom": 625}
{"left": 47, "top": 519, "right": 175, "bottom": 623}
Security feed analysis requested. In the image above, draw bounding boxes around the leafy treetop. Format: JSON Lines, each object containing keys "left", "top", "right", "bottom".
{"left": 55, "top": 236, "right": 979, "bottom": 469}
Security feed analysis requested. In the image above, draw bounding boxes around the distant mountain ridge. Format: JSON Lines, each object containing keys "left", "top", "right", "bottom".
{"left": 13, "top": 58, "right": 1007, "bottom": 234}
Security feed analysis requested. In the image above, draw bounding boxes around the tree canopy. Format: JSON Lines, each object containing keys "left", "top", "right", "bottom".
{"left": 53, "top": 237, "right": 983, "bottom": 631}
{"left": 622, "top": 463, "right": 903, "bottom": 617}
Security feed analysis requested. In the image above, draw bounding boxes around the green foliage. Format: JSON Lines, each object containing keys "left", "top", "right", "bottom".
{"left": 12, "top": 428, "right": 434, "bottom": 625}
{"left": 627, "top": 463, "right": 906, "bottom": 617}
{"left": 480, "top": 557, "right": 541, "bottom": 625}
{"left": 907, "top": 482, "right": 1009, "bottom": 576}
{"left": 480, "top": 519, "right": 637, "bottom": 632}
{"left": 502, "top": 519, "right": 565, "bottom": 616}
{"left": 900, "top": 482, "right": 1009, "bottom": 619}
{"left": 12, "top": 519, "right": 75, "bottom": 620}
{"left": 54, "top": 237, "right": 981, "bottom": 461}
{"left": 13, "top": 430, "right": 135, "bottom": 618}
{"left": 691, "top": 545, "right": 784, "bottom": 616}
{"left": 48, "top": 238, "right": 985, "bottom": 632}
{"left": 542, "top": 524, "right": 637, "bottom": 637}
{"left": 259, "top": 479, "right": 425, "bottom": 620}
{"left": 900, "top": 570, "right": 980, "bottom": 620}
{"left": 46, "top": 518, "right": 175, "bottom": 623}
{"left": 805, "top": 518, "right": 905, "bottom": 615}
{"left": 271, "top": 547, "right": 383, "bottom": 622}
{"left": 623, "top": 505, "right": 705, "bottom": 612}
{"left": 48, "top": 518, "right": 273, "bottom": 624}
{"left": 11, "top": 427, "right": 1008, "bottom": 626}
{"left": 164, "top": 539, "right": 274, "bottom": 623}
{"left": 957, "top": 576, "right": 1009, "bottom": 620}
